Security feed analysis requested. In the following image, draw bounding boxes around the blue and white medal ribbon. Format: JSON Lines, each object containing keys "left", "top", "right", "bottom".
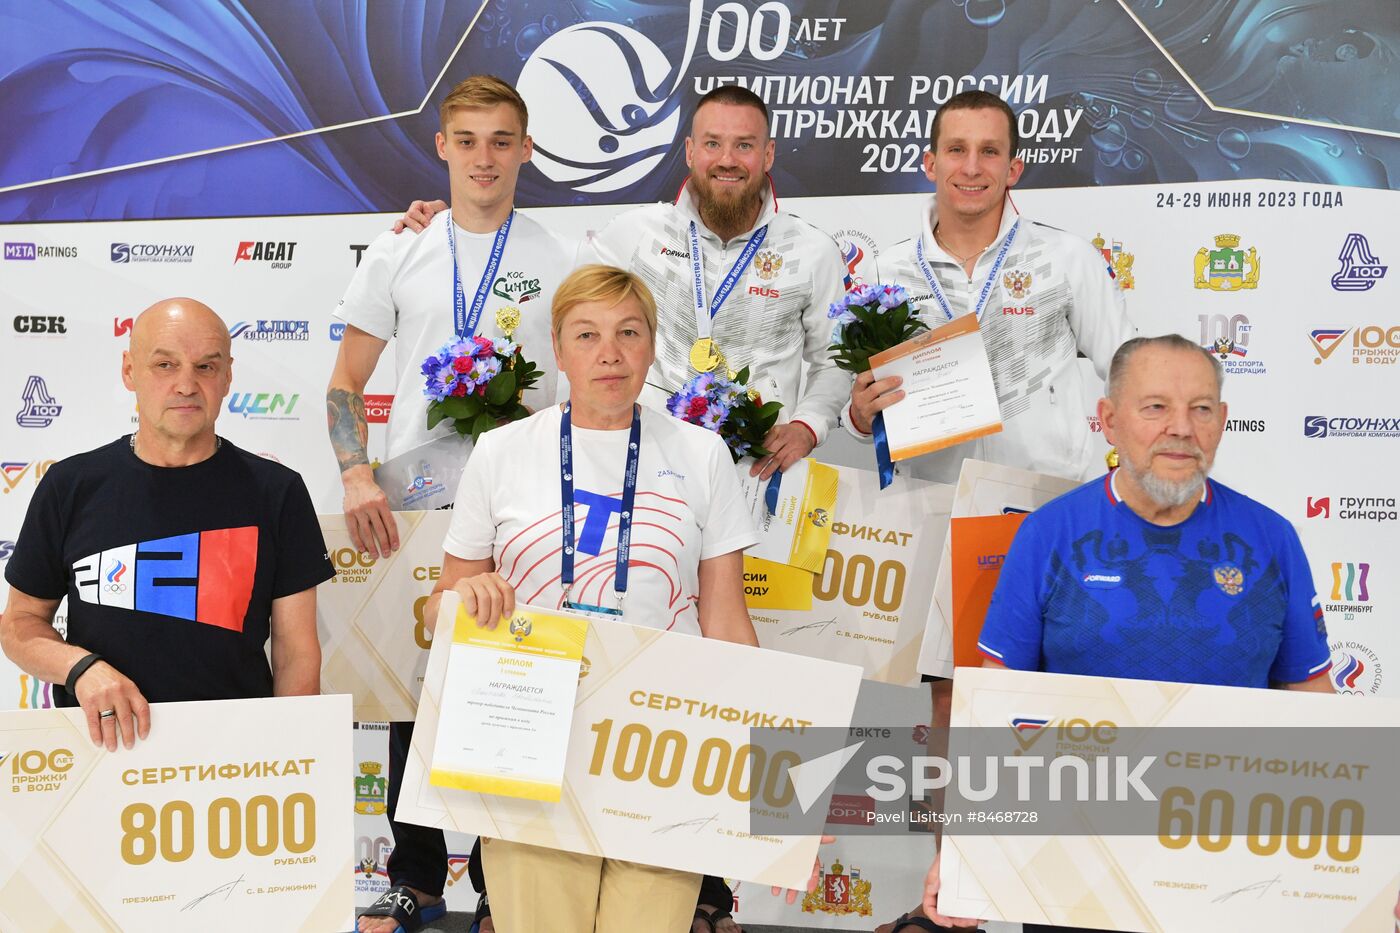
{"left": 687, "top": 220, "right": 768, "bottom": 370}
{"left": 446, "top": 210, "right": 514, "bottom": 338}
{"left": 559, "top": 403, "right": 642, "bottom": 616}
{"left": 913, "top": 219, "right": 1020, "bottom": 323}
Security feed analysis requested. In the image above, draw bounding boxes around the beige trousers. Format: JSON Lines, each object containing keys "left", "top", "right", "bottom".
{"left": 481, "top": 837, "right": 702, "bottom": 933}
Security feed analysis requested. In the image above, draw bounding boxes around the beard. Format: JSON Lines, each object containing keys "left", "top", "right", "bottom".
{"left": 1119, "top": 443, "right": 1209, "bottom": 509}
{"left": 691, "top": 168, "right": 764, "bottom": 234}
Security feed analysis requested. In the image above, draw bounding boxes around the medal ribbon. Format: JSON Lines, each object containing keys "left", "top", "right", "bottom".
{"left": 688, "top": 220, "right": 769, "bottom": 342}
{"left": 447, "top": 210, "right": 514, "bottom": 338}
{"left": 913, "top": 219, "right": 1019, "bottom": 323}
{"left": 559, "top": 403, "right": 642, "bottom": 607}
{"left": 872, "top": 413, "right": 896, "bottom": 490}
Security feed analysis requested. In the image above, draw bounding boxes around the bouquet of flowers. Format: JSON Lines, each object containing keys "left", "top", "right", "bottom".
{"left": 666, "top": 367, "right": 781, "bottom": 463}
{"left": 826, "top": 282, "right": 928, "bottom": 373}
{"left": 422, "top": 334, "right": 543, "bottom": 442}
{"left": 828, "top": 282, "right": 929, "bottom": 488}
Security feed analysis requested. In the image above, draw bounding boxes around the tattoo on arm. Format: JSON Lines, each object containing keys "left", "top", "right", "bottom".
{"left": 327, "top": 388, "right": 369, "bottom": 472}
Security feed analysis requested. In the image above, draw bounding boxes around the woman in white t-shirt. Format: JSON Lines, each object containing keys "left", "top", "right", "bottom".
{"left": 429, "top": 264, "right": 759, "bottom": 933}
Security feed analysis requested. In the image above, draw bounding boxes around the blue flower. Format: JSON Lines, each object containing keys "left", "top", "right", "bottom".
{"left": 700, "top": 406, "right": 727, "bottom": 431}
{"left": 425, "top": 365, "right": 457, "bottom": 400}
{"left": 848, "top": 283, "right": 879, "bottom": 308}
{"left": 469, "top": 356, "right": 501, "bottom": 384}
{"left": 877, "top": 284, "right": 909, "bottom": 310}
{"left": 731, "top": 440, "right": 752, "bottom": 459}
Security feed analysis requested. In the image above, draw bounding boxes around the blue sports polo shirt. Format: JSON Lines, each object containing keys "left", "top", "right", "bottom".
{"left": 977, "top": 471, "right": 1332, "bottom": 688}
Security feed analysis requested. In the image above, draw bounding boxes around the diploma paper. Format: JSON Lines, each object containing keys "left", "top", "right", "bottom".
{"left": 398, "top": 593, "right": 863, "bottom": 889}
{"left": 429, "top": 606, "right": 588, "bottom": 802}
{"left": 735, "top": 457, "right": 839, "bottom": 573}
{"left": 940, "top": 668, "right": 1400, "bottom": 932}
{"left": 0, "top": 695, "right": 352, "bottom": 933}
{"left": 869, "top": 316, "right": 1002, "bottom": 462}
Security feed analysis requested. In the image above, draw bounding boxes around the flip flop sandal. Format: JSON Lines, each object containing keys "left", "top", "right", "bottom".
{"left": 360, "top": 886, "right": 448, "bottom": 933}
{"left": 888, "top": 913, "right": 982, "bottom": 932}
{"left": 469, "top": 892, "right": 490, "bottom": 933}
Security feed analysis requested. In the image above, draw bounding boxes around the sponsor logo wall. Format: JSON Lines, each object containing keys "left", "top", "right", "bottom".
{"left": 1, "top": 182, "right": 1396, "bottom": 926}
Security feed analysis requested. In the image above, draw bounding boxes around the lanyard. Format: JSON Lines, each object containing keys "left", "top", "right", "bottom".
{"left": 688, "top": 221, "right": 768, "bottom": 340}
{"left": 446, "top": 210, "right": 514, "bottom": 338}
{"left": 559, "top": 403, "right": 642, "bottom": 610}
{"left": 913, "top": 219, "right": 1019, "bottom": 323}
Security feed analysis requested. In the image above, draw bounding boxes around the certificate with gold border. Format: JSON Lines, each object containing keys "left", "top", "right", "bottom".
{"left": 0, "top": 695, "right": 352, "bottom": 932}
{"left": 397, "top": 594, "right": 863, "bottom": 888}
{"left": 939, "top": 667, "right": 1400, "bottom": 932}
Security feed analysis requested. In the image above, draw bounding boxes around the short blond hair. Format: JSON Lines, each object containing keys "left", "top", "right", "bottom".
{"left": 551, "top": 265, "right": 657, "bottom": 340}
{"left": 439, "top": 75, "right": 528, "bottom": 135}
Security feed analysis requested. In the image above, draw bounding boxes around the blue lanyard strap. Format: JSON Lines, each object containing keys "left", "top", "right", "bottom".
{"left": 688, "top": 221, "right": 769, "bottom": 338}
{"left": 446, "top": 210, "right": 514, "bottom": 338}
{"left": 913, "top": 219, "right": 1019, "bottom": 323}
{"left": 559, "top": 403, "right": 642, "bottom": 602}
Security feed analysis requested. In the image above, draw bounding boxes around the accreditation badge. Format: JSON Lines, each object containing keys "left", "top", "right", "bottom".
{"left": 0, "top": 695, "right": 352, "bottom": 932}
{"left": 374, "top": 434, "right": 470, "bottom": 511}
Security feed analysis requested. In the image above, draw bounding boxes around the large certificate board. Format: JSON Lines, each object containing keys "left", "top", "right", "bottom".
{"left": 746, "top": 463, "right": 953, "bottom": 686}
{"left": 316, "top": 510, "right": 450, "bottom": 720}
{"left": 0, "top": 695, "right": 353, "bottom": 932}
{"left": 917, "top": 459, "right": 1077, "bottom": 678}
{"left": 398, "top": 594, "right": 863, "bottom": 889}
{"left": 940, "top": 667, "right": 1400, "bottom": 932}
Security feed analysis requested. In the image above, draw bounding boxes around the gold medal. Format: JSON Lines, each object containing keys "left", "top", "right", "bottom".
{"left": 1105, "top": 446, "right": 1119, "bottom": 470}
{"left": 690, "top": 337, "right": 723, "bottom": 373}
{"left": 495, "top": 306, "right": 521, "bottom": 339}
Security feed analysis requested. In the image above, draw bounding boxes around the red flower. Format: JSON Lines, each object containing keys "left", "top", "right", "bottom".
{"left": 686, "top": 397, "right": 708, "bottom": 420}
{"left": 452, "top": 357, "right": 473, "bottom": 373}
{"left": 476, "top": 383, "right": 487, "bottom": 396}
{"left": 472, "top": 335, "right": 494, "bottom": 357}
{"left": 451, "top": 382, "right": 468, "bottom": 397}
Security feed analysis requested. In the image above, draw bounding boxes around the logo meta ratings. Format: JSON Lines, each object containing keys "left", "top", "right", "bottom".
{"left": 4, "top": 242, "right": 77, "bottom": 261}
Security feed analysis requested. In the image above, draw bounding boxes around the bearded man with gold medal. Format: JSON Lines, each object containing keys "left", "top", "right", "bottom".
{"left": 586, "top": 84, "right": 852, "bottom": 483}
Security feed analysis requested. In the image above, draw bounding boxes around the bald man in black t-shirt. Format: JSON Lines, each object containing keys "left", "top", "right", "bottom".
{"left": 1, "top": 298, "right": 333, "bottom": 752}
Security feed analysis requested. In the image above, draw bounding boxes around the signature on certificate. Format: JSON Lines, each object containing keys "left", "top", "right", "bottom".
{"left": 781, "top": 618, "right": 837, "bottom": 637}
{"left": 654, "top": 814, "right": 720, "bottom": 835}
{"left": 182, "top": 874, "right": 245, "bottom": 912}
{"left": 1211, "top": 874, "right": 1281, "bottom": 903}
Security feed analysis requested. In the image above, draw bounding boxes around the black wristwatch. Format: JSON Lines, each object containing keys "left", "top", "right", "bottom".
{"left": 64, "top": 652, "right": 104, "bottom": 697}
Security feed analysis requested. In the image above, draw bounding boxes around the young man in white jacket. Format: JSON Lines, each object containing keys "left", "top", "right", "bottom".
{"left": 847, "top": 89, "right": 1132, "bottom": 485}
